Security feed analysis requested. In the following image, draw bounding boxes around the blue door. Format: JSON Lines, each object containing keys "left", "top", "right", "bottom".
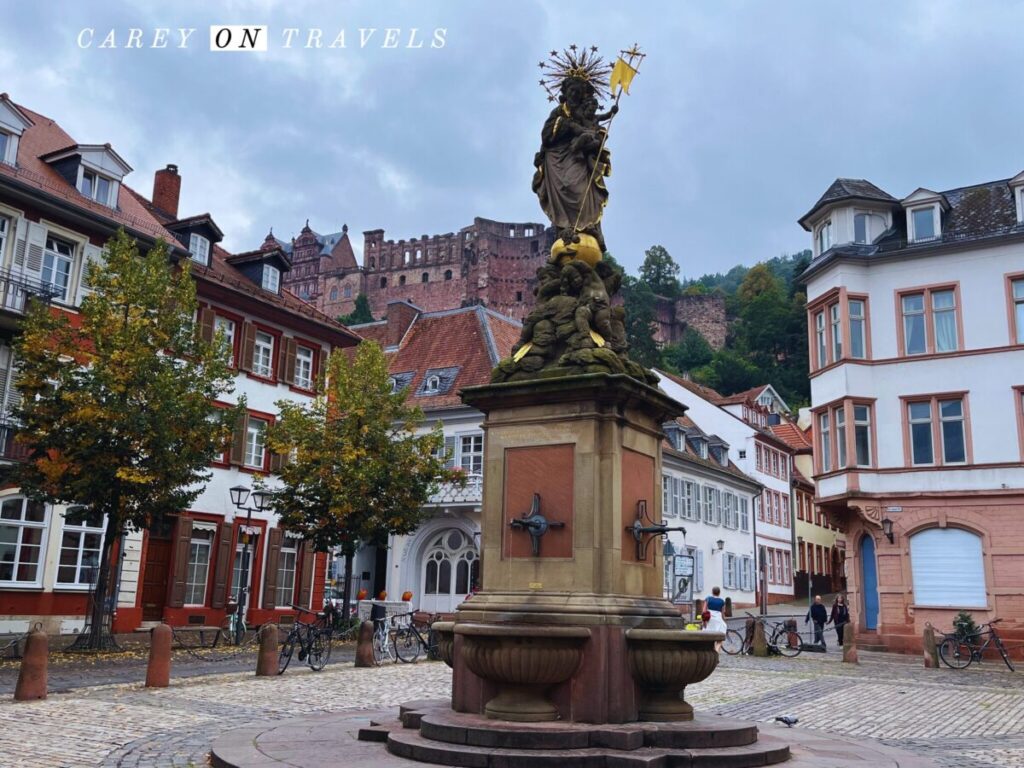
{"left": 860, "top": 535, "right": 879, "bottom": 630}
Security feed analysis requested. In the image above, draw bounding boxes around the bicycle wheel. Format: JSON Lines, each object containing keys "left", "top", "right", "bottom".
{"left": 773, "top": 627, "right": 802, "bottom": 657}
{"left": 372, "top": 630, "right": 389, "bottom": 665}
{"left": 721, "top": 629, "right": 744, "bottom": 656}
{"left": 307, "top": 630, "right": 332, "bottom": 671}
{"left": 278, "top": 630, "right": 298, "bottom": 675}
{"left": 939, "top": 637, "right": 973, "bottom": 669}
{"left": 394, "top": 628, "right": 423, "bottom": 663}
{"left": 995, "top": 639, "right": 1015, "bottom": 672}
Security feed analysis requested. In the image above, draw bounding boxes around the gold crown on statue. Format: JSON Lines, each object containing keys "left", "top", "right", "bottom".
{"left": 538, "top": 44, "right": 612, "bottom": 102}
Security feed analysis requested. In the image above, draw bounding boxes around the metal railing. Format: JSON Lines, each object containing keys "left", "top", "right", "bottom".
{"left": 429, "top": 473, "right": 483, "bottom": 505}
{"left": 0, "top": 267, "right": 61, "bottom": 315}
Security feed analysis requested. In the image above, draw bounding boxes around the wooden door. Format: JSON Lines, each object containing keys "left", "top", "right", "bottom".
{"left": 141, "top": 538, "right": 172, "bottom": 622}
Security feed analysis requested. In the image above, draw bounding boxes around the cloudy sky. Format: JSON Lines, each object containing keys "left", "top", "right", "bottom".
{"left": 4, "top": 1, "right": 1023, "bottom": 277}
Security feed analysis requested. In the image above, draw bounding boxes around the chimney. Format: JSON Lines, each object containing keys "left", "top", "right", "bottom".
{"left": 386, "top": 301, "right": 419, "bottom": 349}
{"left": 152, "top": 164, "right": 181, "bottom": 219}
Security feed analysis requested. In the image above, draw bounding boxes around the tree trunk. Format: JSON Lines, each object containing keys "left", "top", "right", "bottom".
{"left": 82, "top": 511, "right": 121, "bottom": 650}
{"left": 341, "top": 549, "right": 355, "bottom": 621}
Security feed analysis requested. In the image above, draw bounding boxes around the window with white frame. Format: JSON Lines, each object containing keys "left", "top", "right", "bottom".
{"left": 853, "top": 213, "right": 869, "bottom": 244}
{"left": 819, "top": 412, "right": 831, "bottom": 472}
{"left": 0, "top": 133, "right": 8, "bottom": 165}
{"left": 459, "top": 434, "right": 483, "bottom": 474}
{"left": 1013, "top": 278, "right": 1024, "bottom": 344}
{"left": 0, "top": 497, "right": 47, "bottom": 584}
{"left": 723, "top": 553, "right": 738, "bottom": 589}
{"left": 0, "top": 216, "right": 8, "bottom": 263}
{"left": 276, "top": 536, "right": 298, "bottom": 607}
{"left": 739, "top": 497, "right": 749, "bottom": 532}
{"left": 262, "top": 265, "right": 280, "bottom": 293}
{"left": 214, "top": 316, "right": 235, "bottom": 366}
{"left": 184, "top": 528, "right": 214, "bottom": 605}
{"left": 42, "top": 235, "right": 75, "bottom": 301}
{"left": 670, "top": 476, "right": 682, "bottom": 518}
{"left": 849, "top": 299, "right": 866, "bottom": 359}
{"left": 424, "top": 374, "right": 441, "bottom": 394}
{"left": 684, "top": 481, "right": 697, "bottom": 520}
{"left": 253, "top": 331, "right": 274, "bottom": 378}
{"left": 294, "top": 345, "right": 314, "bottom": 389}
{"left": 703, "top": 486, "right": 715, "bottom": 524}
{"left": 230, "top": 532, "right": 257, "bottom": 601}
{"left": 910, "top": 207, "right": 936, "bottom": 241}
{"left": 662, "top": 475, "right": 670, "bottom": 517}
{"left": 56, "top": 508, "right": 104, "bottom": 586}
{"left": 80, "top": 169, "right": 113, "bottom": 206}
{"left": 853, "top": 404, "right": 872, "bottom": 466}
{"left": 244, "top": 417, "right": 268, "bottom": 469}
{"left": 830, "top": 303, "right": 842, "bottom": 361}
{"left": 817, "top": 220, "right": 832, "bottom": 254}
{"left": 189, "top": 233, "right": 210, "bottom": 266}
{"left": 814, "top": 310, "right": 826, "bottom": 368}
{"left": 835, "top": 407, "right": 847, "bottom": 468}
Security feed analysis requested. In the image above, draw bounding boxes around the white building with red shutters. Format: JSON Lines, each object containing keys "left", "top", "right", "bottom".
{"left": 799, "top": 176, "right": 1024, "bottom": 654}
{"left": 0, "top": 94, "right": 359, "bottom": 636}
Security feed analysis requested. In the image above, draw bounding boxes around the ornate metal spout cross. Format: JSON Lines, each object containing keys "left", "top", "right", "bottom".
{"left": 626, "top": 500, "right": 687, "bottom": 561}
{"left": 509, "top": 493, "right": 564, "bottom": 557}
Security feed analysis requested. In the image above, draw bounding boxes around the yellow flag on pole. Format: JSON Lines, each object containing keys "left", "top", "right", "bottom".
{"left": 610, "top": 56, "right": 638, "bottom": 96}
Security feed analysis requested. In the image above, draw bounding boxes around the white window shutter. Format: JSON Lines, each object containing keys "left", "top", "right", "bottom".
{"left": 76, "top": 244, "right": 105, "bottom": 305}
{"left": 695, "top": 548, "right": 704, "bottom": 593}
{"left": 443, "top": 436, "right": 457, "bottom": 469}
{"left": 722, "top": 555, "right": 728, "bottom": 589}
{"left": 23, "top": 222, "right": 46, "bottom": 281}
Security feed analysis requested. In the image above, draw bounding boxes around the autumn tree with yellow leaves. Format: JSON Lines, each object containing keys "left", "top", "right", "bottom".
{"left": 266, "top": 342, "right": 462, "bottom": 617}
{"left": 8, "top": 230, "right": 241, "bottom": 648}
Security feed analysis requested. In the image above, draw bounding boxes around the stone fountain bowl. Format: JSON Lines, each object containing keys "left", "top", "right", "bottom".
{"left": 455, "top": 623, "right": 591, "bottom": 722}
{"left": 430, "top": 621, "right": 455, "bottom": 668}
{"left": 626, "top": 628, "right": 724, "bottom": 722}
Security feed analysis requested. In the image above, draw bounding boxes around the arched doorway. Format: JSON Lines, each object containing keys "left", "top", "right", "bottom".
{"left": 860, "top": 534, "right": 879, "bottom": 630}
{"left": 419, "top": 529, "right": 479, "bottom": 614}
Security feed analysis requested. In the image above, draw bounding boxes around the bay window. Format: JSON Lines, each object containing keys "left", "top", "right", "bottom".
{"left": 0, "top": 497, "right": 47, "bottom": 585}
{"left": 835, "top": 407, "right": 847, "bottom": 468}
{"left": 830, "top": 303, "right": 842, "bottom": 361}
{"left": 849, "top": 299, "right": 866, "bottom": 359}
{"left": 810, "top": 293, "right": 869, "bottom": 369}
{"left": 815, "top": 310, "right": 826, "bottom": 368}
{"left": 817, "top": 220, "right": 832, "bottom": 254}
{"left": 853, "top": 404, "right": 872, "bottom": 466}
{"left": 818, "top": 412, "right": 831, "bottom": 472}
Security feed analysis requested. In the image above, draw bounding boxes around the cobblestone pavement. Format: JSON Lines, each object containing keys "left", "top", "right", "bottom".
{"left": 0, "top": 650, "right": 1020, "bottom": 767}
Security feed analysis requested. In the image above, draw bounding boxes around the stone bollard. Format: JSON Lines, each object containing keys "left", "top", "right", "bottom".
{"left": 14, "top": 629, "right": 48, "bottom": 701}
{"left": 355, "top": 620, "right": 376, "bottom": 668}
{"left": 922, "top": 623, "right": 939, "bottom": 669}
{"left": 842, "top": 622, "right": 858, "bottom": 664}
{"left": 145, "top": 624, "right": 172, "bottom": 688}
{"left": 255, "top": 624, "right": 278, "bottom": 677}
{"left": 752, "top": 619, "right": 768, "bottom": 657}
{"left": 724, "top": 597, "right": 733, "bottom": 618}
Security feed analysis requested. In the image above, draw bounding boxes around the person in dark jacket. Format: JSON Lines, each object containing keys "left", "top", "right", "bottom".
{"left": 831, "top": 594, "right": 850, "bottom": 646}
{"left": 806, "top": 595, "right": 828, "bottom": 648}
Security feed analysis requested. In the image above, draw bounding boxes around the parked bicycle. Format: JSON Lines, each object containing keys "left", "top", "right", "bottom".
{"left": 392, "top": 612, "right": 442, "bottom": 663}
{"left": 278, "top": 605, "right": 334, "bottom": 674}
{"left": 371, "top": 609, "right": 398, "bottom": 666}
{"left": 220, "top": 599, "right": 246, "bottom": 646}
{"left": 722, "top": 614, "right": 802, "bottom": 658}
{"left": 939, "top": 618, "right": 1015, "bottom": 671}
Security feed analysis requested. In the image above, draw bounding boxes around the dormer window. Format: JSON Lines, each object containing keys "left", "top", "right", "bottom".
{"left": 389, "top": 376, "right": 399, "bottom": 393}
{"left": 189, "top": 233, "right": 210, "bottom": 266}
{"left": 0, "top": 132, "right": 8, "bottom": 165}
{"left": 262, "top": 265, "right": 280, "bottom": 293}
{"left": 910, "top": 207, "right": 936, "bottom": 242}
{"left": 424, "top": 375, "right": 441, "bottom": 394}
{"left": 1018, "top": 187, "right": 1024, "bottom": 224}
{"left": 80, "top": 169, "right": 113, "bottom": 207}
{"left": 816, "top": 220, "right": 832, "bottom": 254}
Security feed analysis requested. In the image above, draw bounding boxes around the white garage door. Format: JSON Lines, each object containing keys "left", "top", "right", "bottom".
{"left": 910, "top": 528, "right": 986, "bottom": 608}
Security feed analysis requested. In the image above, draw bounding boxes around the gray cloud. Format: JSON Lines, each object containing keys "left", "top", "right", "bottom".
{"left": 3, "top": 0, "right": 1022, "bottom": 278}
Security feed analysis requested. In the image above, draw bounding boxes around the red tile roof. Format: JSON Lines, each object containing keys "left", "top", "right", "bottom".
{"left": 715, "top": 385, "right": 770, "bottom": 407}
{"left": 769, "top": 421, "right": 813, "bottom": 453}
{"left": 656, "top": 369, "right": 726, "bottom": 403}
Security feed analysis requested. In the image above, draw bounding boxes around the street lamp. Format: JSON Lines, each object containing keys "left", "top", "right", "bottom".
{"left": 228, "top": 485, "right": 274, "bottom": 642}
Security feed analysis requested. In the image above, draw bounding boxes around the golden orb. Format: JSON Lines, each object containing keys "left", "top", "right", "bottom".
{"left": 550, "top": 234, "right": 603, "bottom": 267}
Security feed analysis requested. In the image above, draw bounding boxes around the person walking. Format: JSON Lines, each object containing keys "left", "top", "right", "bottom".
{"left": 703, "top": 587, "right": 728, "bottom": 649}
{"left": 831, "top": 594, "right": 850, "bottom": 646}
{"left": 806, "top": 594, "right": 828, "bottom": 649}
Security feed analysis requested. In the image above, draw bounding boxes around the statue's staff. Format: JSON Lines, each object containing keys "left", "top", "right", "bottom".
{"left": 570, "top": 44, "right": 646, "bottom": 238}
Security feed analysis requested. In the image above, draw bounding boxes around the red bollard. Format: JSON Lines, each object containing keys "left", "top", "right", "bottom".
{"left": 256, "top": 624, "right": 278, "bottom": 677}
{"left": 355, "top": 621, "right": 376, "bottom": 668}
{"left": 146, "top": 624, "right": 172, "bottom": 687}
{"left": 14, "top": 629, "right": 47, "bottom": 701}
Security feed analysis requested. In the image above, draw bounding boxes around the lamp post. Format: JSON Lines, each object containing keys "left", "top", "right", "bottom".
{"left": 229, "top": 485, "right": 273, "bottom": 643}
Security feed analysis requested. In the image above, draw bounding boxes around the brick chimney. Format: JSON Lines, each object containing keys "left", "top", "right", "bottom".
{"left": 386, "top": 301, "right": 420, "bottom": 349}
{"left": 152, "top": 164, "right": 181, "bottom": 218}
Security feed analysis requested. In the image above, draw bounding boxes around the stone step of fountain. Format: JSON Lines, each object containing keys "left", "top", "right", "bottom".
{"left": 356, "top": 723, "right": 400, "bottom": 743}
{"left": 386, "top": 728, "right": 791, "bottom": 767}
{"left": 417, "top": 711, "right": 760, "bottom": 751}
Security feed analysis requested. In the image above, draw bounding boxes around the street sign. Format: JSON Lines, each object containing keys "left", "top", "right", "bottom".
{"left": 674, "top": 555, "right": 694, "bottom": 577}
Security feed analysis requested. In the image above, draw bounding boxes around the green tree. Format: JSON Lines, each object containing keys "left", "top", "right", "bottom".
{"left": 692, "top": 349, "right": 761, "bottom": 394}
{"left": 338, "top": 292, "right": 374, "bottom": 325}
{"left": 8, "top": 230, "right": 240, "bottom": 648}
{"left": 638, "top": 245, "right": 682, "bottom": 298}
{"left": 623, "top": 280, "right": 661, "bottom": 368}
{"left": 265, "top": 342, "right": 463, "bottom": 617}
{"left": 661, "top": 328, "right": 713, "bottom": 374}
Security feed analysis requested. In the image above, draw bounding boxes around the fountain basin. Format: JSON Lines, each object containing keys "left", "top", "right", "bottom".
{"left": 626, "top": 628, "right": 723, "bottom": 721}
{"left": 454, "top": 623, "right": 591, "bottom": 722}
{"left": 431, "top": 622, "right": 455, "bottom": 668}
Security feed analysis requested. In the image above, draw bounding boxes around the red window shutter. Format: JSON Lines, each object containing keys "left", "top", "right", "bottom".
{"left": 262, "top": 527, "right": 284, "bottom": 610}
{"left": 229, "top": 412, "right": 249, "bottom": 466}
{"left": 210, "top": 522, "right": 234, "bottom": 609}
{"left": 279, "top": 338, "right": 297, "bottom": 384}
{"left": 297, "top": 540, "right": 315, "bottom": 608}
{"left": 168, "top": 516, "right": 194, "bottom": 609}
{"left": 318, "top": 348, "right": 328, "bottom": 388}
{"left": 199, "top": 307, "right": 216, "bottom": 344}
{"left": 239, "top": 322, "right": 256, "bottom": 371}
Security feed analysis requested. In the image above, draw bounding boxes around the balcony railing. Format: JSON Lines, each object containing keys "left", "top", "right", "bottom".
{"left": 429, "top": 473, "right": 483, "bottom": 505}
{"left": 0, "top": 268, "right": 61, "bottom": 316}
